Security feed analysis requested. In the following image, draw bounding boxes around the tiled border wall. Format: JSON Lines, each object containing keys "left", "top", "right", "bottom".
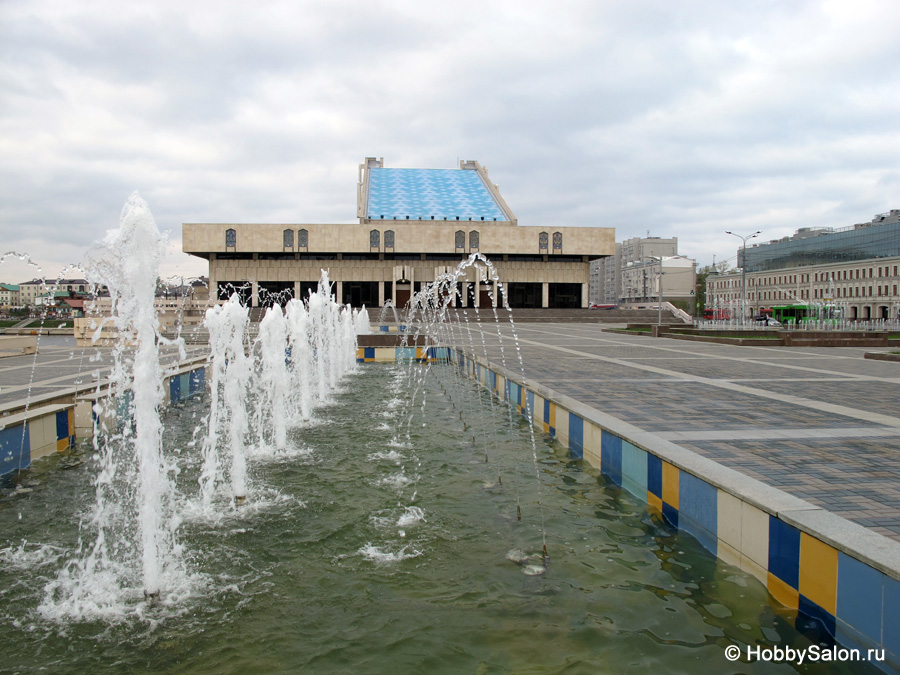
{"left": 2, "top": 363, "right": 208, "bottom": 477}
{"left": 356, "top": 346, "right": 450, "bottom": 363}
{"left": 451, "top": 348, "right": 900, "bottom": 671}
{"left": 1, "top": 405, "right": 75, "bottom": 475}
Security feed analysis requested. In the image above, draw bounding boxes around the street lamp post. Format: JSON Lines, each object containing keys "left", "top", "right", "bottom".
{"left": 725, "top": 230, "right": 761, "bottom": 325}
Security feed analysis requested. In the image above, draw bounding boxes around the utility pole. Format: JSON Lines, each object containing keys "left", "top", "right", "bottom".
{"left": 725, "top": 230, "right": 761, "bottom": 324}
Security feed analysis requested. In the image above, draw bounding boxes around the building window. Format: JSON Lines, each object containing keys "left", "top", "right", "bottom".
{"left": 225, "top": 228, "right": 236, "bottom": 248}
{"left": 539, "top": 232, "right": 549, "bottom": 251}
{"left": 283, "top": 229, "right": 294, "bottom": 248}
{"left": 298, "top": 229, "right": 308, "bottom": 248}
{"left": 469, "top": 230, "right": 479, "bottom": 250}
{"left": 370, "top": 229, "right": 380, "bottom": 249}
{"left": 384, "top": 230, "right": 395, "bottom": 249}
{"left": 552, "top": 232, "right": 563, "bottom": 251}
{"left": 455, "top": 230, "right": 465, "bottom": 250}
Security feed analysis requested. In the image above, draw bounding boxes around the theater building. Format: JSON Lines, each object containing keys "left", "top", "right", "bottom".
{"left": 182, "top": 158, "right": 614, "bottom": 309}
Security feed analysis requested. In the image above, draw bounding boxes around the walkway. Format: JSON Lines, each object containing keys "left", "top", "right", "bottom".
{"left": 0, "top": 338, "right": 209, "bottom": 410}
{"left": 468, "top": 323, "right": 900, "bottom": 542}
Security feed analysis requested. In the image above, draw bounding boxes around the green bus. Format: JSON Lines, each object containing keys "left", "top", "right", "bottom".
{"left": 771, "top": 304, "right": 842, "bottom": 326}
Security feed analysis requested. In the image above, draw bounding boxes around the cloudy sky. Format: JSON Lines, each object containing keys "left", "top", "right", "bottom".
{"left": 2, "top": 0, "right": 898, "bottom": 284}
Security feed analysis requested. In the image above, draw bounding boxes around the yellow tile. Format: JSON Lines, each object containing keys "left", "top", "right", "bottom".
{"left": 718, "top": 539, "right": 742, "bottom": 569}
{"left": 555, "top": 409, "right": 569, "bottom": 445}
{"left": 26, "top": 420, "right": 45, "bottom": 451}
{"left": 717, "top": 490, "right": 742, "bottom": 550}
{"left": 647, "top": 492, "right": 663, "bottom": 513}
{"left": 533, "top": 396, "right": 544, "bottom": 425}
{"left": 768, "top": 572, "right": 800, "bottom": 609}
{"left": 547, "top": 403, "right": 556, "bottom": 430}
{"left": 583, "top": 446, "right": 601, "bottom": 469}
{"left": 741, "top": 502, "right": 770, "bottom": 570}
{"left": 740, "top": 554, "right": 768, "bottom": 586}
{"left": 662, "top": 461, "right": 679, "bottom": 509}
{"left": 799, "top": 533, "right": 838, "bottom": 615}
{"left": 56, "top": 437, "right": 69, "bottom": 453}
{"left": 31, "top": 441, "right": 57, "bottom": 461}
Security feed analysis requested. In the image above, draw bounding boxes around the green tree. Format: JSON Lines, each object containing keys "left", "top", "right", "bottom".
{"left": 694, "top": 261, "right": 733, "bottom": 316}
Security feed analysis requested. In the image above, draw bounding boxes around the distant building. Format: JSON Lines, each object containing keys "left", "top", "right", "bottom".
{"left": 708, "top": 210, "right": 900, "bottom": 320}
{"left": 18, "top": 278, "right": 90, "bottom": 306}
{"left": 589, "top": 236, "right": 695, "bottom": 309}
{"left": 0, "top": 283, "right": 21, "bottom": 309}
{"left": 183, "top": 158, "right": 615, "bottom": 309}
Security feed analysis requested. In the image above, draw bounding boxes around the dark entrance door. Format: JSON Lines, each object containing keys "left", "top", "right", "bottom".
{"left": 396, "top": 286, "right": 411, "bottom": 308}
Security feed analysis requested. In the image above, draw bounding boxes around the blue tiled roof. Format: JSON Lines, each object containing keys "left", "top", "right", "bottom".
{"left": 366, "top": 168, "right": 507, "bottom": 221}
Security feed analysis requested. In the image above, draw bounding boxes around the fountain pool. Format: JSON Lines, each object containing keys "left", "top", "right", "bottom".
{"left": 0, "top": 361, "right": 862, "bottom": 674}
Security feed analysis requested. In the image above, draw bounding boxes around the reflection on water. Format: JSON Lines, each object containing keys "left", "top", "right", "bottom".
{"left": 0, "top": 364, "right": 872, "bottom": 674}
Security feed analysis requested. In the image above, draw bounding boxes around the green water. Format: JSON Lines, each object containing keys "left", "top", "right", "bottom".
{"left": 0, "top": 364, "right": 874, "bottom": 674}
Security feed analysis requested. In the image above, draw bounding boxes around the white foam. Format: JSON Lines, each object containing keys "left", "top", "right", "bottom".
{"left": 0, "top": 542, "right": 66, "bottom": 569}
{"left": 357, "top": 543, "right": 422, "bottom": 563}
{"left": 376, "top": 472, "right": 412, "bottom": 490}
{"left": 396, "top": 506, "right": 426, "bottom": 529}
{"left": 367, "top": 450, "right": 404, "bottom": 462}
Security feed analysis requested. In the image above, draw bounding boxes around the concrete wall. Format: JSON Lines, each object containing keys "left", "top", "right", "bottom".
{"left": 184, "top": 221, "right": 614, "bottom": 258}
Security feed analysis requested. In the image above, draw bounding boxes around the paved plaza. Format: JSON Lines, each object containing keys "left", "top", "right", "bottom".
{"left": 0, "top": 337, "right": 208, "bottom": 410}
{"left": 464, "top": 323, "right": 900, "bottom": 542}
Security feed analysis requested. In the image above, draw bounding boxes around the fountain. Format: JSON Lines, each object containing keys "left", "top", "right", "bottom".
{"left": 0, "top": 200, "right": 862, "bottom": 671}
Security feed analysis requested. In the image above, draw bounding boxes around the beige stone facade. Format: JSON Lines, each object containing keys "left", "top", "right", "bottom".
{"left": 183, "top": 159, "right": 615, "bottom": 309}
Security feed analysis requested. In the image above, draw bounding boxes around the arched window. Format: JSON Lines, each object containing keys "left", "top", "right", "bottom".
{"left": 552, "top": 231, "right": 563, "bottom": 251}
{"left": 455, "top": 230, "right": 465, "bottom": 250}
{"left": 370, "top": 229, "right": 380, "bottom": 249}
{"left": 283, "top": 229, "right": 294, "bottom": 248}
{"left": 384, "top": 230, "right": 395, "bottom": 249}
{"left": 298, "top": 229, "right": 308, "bottom": 248}
{"left": 469, "top": 230, "right": 479, "bottom": 250}
{"left": 539, "top": 231, "right": 549, "bottom": 251}
{"left": 225, "top": 228, "right": 236, "bottom": 248}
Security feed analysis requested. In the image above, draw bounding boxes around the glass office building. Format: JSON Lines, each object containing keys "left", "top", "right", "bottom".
{"left": 740, "top": 211, "right": 900, "bottom": 272}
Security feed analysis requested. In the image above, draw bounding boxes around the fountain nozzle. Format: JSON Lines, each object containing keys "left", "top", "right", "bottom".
{"left": 235, "top": 495, "right": 246, "bottom": 507}
{"left": 144, "top": 590, "right": 160, "bottom": 605}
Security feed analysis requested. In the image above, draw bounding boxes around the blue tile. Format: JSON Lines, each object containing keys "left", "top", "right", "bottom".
{"left": 678, "top": 472, "right": 718, "bottom": 545}
{"left": 600, "top": 431, "right": 622, "bottom": 486}
{"left": 647, "top": 454, "right": 662, "bottom": 498}
{"left": 662, "top": 502, "right": 679, "bottom": 528}
{"left": 544, "top": 398, "right": 550, "bottom": 425}
{"left": 568, "top": 413, "right": 583, "bottom": 459}
{"left": 0, "top": 424, "right": 30, "bottom": 475}
{"left": 169, "top": 375, "right": 182, "bottom": 402}
{"left": 621, "top": 441, "right": 648, "bottom": 501}
{"left": 364, "top": 347, "right": 375, "bottom": 359}
{"left": 885, "top": 575, "right": 900, "bottom": 661}
{"left": 837, "top": 553, "right": 883, "bottom": 643}
{"left": 798, "top": 595, "right": 836, "bottom": 641}
{"left": 836, "top": 620, "right": 877, "bottom": 656}
{"left": 189, "top": 368, "right": 205, "bottom": 394}
{"left": 56, "top": 410, "right": 70, "bottom": 440}
{"left": 769, "top": 517, "right": 801, "bottom": 589}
